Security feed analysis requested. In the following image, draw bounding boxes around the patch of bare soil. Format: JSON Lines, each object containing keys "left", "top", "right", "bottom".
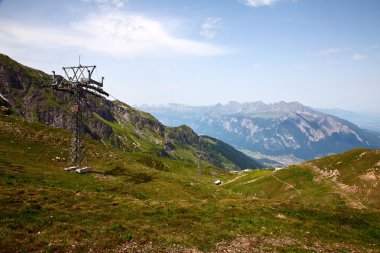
{"left": 114, "top": 240, "right": 154, "bottom": 253}
{"left": 213, "top": 236, "right": 377, "bottom": 253}
{"left": 114, "top": 241, "right": 202, "bottom": 253}
{"left": 113, "top": 236, "right": 376, "bottom": 253}
{"left": 92, "top": 174, "right": 117, "bottom": 180}
{"left": 359, "top": 170, "right": 378, "bottom": 181}
{"left": 304, "top": 162, "right": 340, "bottom": 183}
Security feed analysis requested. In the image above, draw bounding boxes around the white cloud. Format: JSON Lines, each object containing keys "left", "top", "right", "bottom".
{"left": 312, "top": 47, "right": 351, "bottom": 56}
{"left": 82, "top": 0, "right": 126, "bottom": 9}
{"left": 0, "top": 12, "right": 227, "bottom": 58}
{"left": 0, "top": 20, "right": 82, "bottom": 49}
{"left": 241, "top": 0, "right": 279, "bottom": 7}
{"left": 352, "top": 54, "right": 367, "bottom": 61}
{"left": 200, "top": 17, "right": 222, "bottom": 40}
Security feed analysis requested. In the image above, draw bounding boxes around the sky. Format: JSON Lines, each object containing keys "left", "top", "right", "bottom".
{"left": 0, "top": 0, "right": 379, "bottom": 114}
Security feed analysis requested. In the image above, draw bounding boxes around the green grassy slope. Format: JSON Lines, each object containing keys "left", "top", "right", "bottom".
{"left": 302, "top": 148, "right": 380, "bottom": 209}
{"left": 201, "top": 136, "right": 263, "bottom": 170}
{"left": 225, "top": 149, "right": 380, "bottom": 209}
{"left": 224, "top": 167, "right": 346, "bottom": 206}
{"left": 1, "top": 114, "right": 380, "bottom": 252}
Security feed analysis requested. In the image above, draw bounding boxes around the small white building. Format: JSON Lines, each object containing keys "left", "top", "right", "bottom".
{"left": 214, "top": 179, "right": 222, "bottom": 185}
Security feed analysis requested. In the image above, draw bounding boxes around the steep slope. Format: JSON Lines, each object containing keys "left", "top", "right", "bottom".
{"left": 140, "top": 102, "right": 380, "bottom": 165}
{"left": 201, "top": 136, "right": 263, "bottom": 170}
{"left": 0, "top": 53, "right": 262, "bottom": 170}
{"left": 1, "top": 115, "right": 379, "bottom": 252}
{"left": 302, "top": 148, "right": 380, "bottom": 209}
{"left": 225, "top": 148, "right": 380, "bottom": 210}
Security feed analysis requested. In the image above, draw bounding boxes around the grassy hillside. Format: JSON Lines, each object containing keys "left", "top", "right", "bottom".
{"left": 302, "top": 148, "right": 380, "bottom": 209}
{"left": 201, "top": 136, "right": 263, "bottom": 170}
{"left": 1, "top": 114, "right": 380, "bottom": 252}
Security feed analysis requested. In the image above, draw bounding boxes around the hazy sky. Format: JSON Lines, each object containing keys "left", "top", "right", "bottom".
{"left": 0, "top": 0, "right": 379, "bottom": 113}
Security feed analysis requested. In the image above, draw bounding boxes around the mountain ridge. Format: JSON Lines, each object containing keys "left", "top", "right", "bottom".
{"left": 139, "top": 102, "right": 380, "bottom": 166}
{"left": 0, "top": 53, "right": 263, "bottom": 170}
{"left": 315, "top": 107, "right": 380, "bottom": 133}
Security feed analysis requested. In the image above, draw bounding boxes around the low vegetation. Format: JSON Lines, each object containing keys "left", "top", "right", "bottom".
{"left": 1, "top": 115, "right": 379, "bottom": 252}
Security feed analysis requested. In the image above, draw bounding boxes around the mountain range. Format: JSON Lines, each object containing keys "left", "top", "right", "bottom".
{"left": 0, "top": 53, "right": 262, "bottom": 171}
{"left": 139, "top": 102, "right": 380, "bottom": 166}
{"left": 316, "top": 107, "right": 380, "bottom": 133}
{"left": 3, "top": 51, "right": 376, "bottom": 169}
{"left": 1, "top": 53, "right": 380, "bottom": 252}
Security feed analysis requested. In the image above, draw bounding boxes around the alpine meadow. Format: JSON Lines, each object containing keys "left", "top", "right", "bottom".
{"left": 1, "top": 0, "right": 380, "bottom": 252}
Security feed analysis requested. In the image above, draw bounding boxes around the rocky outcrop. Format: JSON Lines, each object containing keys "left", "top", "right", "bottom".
{"left": 0, "top": 54, "right": 114, "bottom": 141}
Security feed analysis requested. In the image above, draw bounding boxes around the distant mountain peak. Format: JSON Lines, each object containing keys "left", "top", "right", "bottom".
{"left": 139, "top": 101, "right": 380, "bottom": 166}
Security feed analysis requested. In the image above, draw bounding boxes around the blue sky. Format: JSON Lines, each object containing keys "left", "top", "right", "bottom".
{"left": 0, "top": 0, "right": 379, "bottom": 113}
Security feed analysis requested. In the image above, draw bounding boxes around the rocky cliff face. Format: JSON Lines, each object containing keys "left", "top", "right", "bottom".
{"left": 0, "top": 54, "right": 263, "bottom": 170}
{"left": 0, "top": 54, "right": 114, "bottom": 141}
{"left": 139, "top": 102, "right": 380, "bottom": 163}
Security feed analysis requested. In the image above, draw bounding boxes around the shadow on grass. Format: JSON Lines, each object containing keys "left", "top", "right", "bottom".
{"left": 105, "top": 166, "right": 154, "bottom": 184}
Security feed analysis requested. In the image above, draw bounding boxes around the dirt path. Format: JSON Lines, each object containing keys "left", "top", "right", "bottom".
{"left": 223, "top": 173, "right": 249, "bottom": 186}
{"left": 271, "top": 174, "right": 301, "bottom": 195}
{"left": 239, "top": 173, "right": 272, "bottom": 186}
{"left": 234, "top": 171, "right": 301, "bottom": 196}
